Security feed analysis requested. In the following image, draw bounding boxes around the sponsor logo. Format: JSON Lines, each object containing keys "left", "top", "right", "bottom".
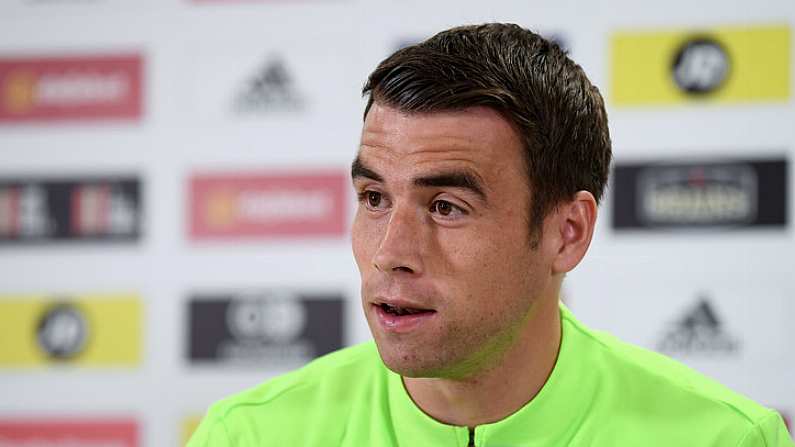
{"left": 0, "top": 419, "right": 137, "bottom": 447}
{"left": 0, "top": 54, "right": 142, "bottom": 122}
{"left": 233, "top": 57, "right": 304, "bottom": 113}
{"left": 639, "top": 164, "right": 756, "bottom": 225}
{"left": 0, "top": 176, "right": 141, "bottom": 243}
{"left": 611, "top": 24, "right": 790, "bottom": 104}
{"left": 671, "top": 36, "right": 730, "bottom": 94}
{"left": 189, "top": 171, "right": 346, "bottom": 239}
{"left": 188, "top": 291, "right": 344, "bottom": 365}
{"left": 611, "top": 158, "right": 788, "bottom": 230}
{"left": 0, "top": 295, "right": 141, "bottom": 367}
{"left": 656, "top": 296, "right": 740, "bottom": 356}
{"left": 36, "top": 302, "right": 90, "bottom": 360}
{"left": 226, "top": 293, "right": 307, "bottom": 342}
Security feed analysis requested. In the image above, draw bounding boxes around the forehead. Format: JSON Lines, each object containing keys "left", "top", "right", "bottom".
{"left": 358, "top": 103, "right": 525, "bottom": 175}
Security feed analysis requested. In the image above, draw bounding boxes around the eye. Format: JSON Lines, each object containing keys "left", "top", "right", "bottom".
{"left": 430, "top": 199, "right": 465, "bottom": 217}
{"left": 357, "top": 190, "right": 388, "bottom": 211}
{"left": 366, "top": 191, "right": 382, "bottom": 208}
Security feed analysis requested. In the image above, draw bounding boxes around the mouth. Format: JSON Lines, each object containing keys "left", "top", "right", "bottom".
{"left": 377, "top": 302, "right": 435, "bottom": 316}
{"left": 371, "top": 301, "right": 436, "bottom": 333}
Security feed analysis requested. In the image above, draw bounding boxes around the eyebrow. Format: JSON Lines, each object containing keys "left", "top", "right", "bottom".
{"left": 414, "top": 172, "right": 486, "bottom": 200}
{"left": 351, "top": 155, "right": 486, "bottom": 200}
{"left": 351, "top": 156, "right": 383, "bottom": 182}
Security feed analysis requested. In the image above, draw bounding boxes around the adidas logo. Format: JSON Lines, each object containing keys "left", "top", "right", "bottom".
{"left": 657, "top": 296, "right": 740, "bottom": 355}
{"left": 233, "top": 58, "right": 304, "bottom": 113}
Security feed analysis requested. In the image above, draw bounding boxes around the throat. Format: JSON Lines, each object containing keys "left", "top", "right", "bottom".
{"left": 400, "top": 301, "right": 562, "bottom": 427}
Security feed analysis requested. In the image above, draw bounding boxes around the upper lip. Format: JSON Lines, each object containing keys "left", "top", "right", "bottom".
{"left": 372, "top": 297, "right": 436, "bottom": 311}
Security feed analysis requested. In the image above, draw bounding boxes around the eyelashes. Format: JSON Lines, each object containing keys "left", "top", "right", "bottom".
{"left": 356, "top": 189, "right": 469, "bottom": 218}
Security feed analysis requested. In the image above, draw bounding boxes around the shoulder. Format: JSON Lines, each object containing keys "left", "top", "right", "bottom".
{"left": 190, "top": 342, "right": 383, "bottom": 446}
{"left": 561, "top": 308, "right": 788, "bottom": 444}
{"left": 216, "top": 341, "right": 380, "bottom": 412}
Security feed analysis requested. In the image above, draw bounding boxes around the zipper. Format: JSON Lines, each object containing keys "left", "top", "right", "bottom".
{"left": 467, "top": 427, "right": 475, "bottom": 447}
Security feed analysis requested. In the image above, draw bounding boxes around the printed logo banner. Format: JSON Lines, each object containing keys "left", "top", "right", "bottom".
{"left": 0, "top": 54, "right": 143, "bottom": 122}
{"left": 0, "top": 294, "right": 142, "bottom": 367}
{"left": 611, "top": 158, "right": 788, "bottom": 230}
{"left": 611, "top": 24, "right": 790, "bottom": 105}
{"left": 189, "top": 171, "right": 346, "bottom": 239}
{"left": 187, "top": 291, "right": 344, "bottom": 366}
{"left": 0, "top": 176, "right": 141, "bottom": 243}
{"left": 0, "top": 419, "right": 138, "bottom": 446}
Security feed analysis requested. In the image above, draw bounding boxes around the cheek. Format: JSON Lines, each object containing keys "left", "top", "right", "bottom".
{"left": 454, "top": 232, "right": 535, "bottom": 296}
{"left": 433, "top": 234, "right": 502, "bottom": 307}
{"left": 351, "top": 210, "right": 377, "bottom": 272}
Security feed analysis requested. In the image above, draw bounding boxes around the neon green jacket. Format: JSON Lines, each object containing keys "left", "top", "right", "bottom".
{"left": 188, "top": 305, "right": 793, "bottom": 446}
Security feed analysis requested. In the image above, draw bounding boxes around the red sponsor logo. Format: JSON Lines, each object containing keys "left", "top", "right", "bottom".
{"left": 0, "top": 419, "right": 137, "bottom": 446}
{"left": 0, "top": 54, "right": 143, "bottom": 122}
{"left": 190, "top": 171, "right": 346, "bottom": 239}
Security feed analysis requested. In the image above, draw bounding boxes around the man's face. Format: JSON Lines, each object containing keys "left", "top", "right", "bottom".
{"left": 351, "top": 103, "right": 556, "bottom": 379}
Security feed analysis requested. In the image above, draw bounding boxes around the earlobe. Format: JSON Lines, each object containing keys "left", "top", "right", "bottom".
{"left": 551, "top": 191, "right": 597, "bottom": 274}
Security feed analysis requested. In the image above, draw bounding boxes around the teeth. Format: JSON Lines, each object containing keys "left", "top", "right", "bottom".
{"left": 381, "top": 303, "right": 426, "bottom": 316}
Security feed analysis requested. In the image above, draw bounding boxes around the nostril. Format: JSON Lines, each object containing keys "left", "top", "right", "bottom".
{"left": 393, "top": 266, "right": 414, "bottom": 273}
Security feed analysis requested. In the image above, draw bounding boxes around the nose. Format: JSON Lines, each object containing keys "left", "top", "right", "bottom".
{"left": 372, "top": 204, "right": 424, "bottom": 275}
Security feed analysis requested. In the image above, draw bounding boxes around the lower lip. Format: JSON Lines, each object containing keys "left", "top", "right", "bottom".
{"left": 373, "top": 304, "right": 436, "bottom": 334}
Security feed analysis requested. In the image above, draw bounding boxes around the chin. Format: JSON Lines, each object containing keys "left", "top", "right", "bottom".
{"left": 381, "top": 357, "right": 436, "bottom": 378}
{"left": 374, "top": 340, "right": 450, "bottom": 378}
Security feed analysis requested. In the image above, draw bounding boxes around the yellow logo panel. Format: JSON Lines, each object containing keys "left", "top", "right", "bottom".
{"left": 182, "top": 415, "right": 203, "bottom": 446}
{"left": 611, "top": 24, "right": 790, "bottom": 105}
{"left": 0, "top": 294, "right": 142, "bottom": 367}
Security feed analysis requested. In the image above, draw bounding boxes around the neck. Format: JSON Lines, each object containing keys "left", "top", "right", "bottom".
{"left": 402, "top": 296, "right": 562, "bottom": 428}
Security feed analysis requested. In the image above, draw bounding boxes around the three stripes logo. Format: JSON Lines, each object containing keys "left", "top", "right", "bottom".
{"left": 656, "top": 296, "right": 740, "bottom": 356}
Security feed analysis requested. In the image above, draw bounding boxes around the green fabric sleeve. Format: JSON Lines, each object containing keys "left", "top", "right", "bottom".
{"left": 736, "top": 411, "right": 795, "bottom": 447}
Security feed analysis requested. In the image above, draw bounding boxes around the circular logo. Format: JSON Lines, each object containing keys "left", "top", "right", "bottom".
{"left": 672, "top": 37, "right": 730, "bottom": 94}
{"left": 226, "top": 292, "right": 307, "bottom": 343}
{"left": 36, "top": 302, "right": 89, "bottom": 360}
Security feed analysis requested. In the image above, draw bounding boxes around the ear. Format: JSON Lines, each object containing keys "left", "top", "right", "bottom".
{"left": 550, "top": 191, "right": 598, "bottom": 275}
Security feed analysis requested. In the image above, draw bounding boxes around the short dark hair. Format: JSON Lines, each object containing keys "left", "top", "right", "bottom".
{"left": 362, "top": 23, "right": 612, "bottom": 246}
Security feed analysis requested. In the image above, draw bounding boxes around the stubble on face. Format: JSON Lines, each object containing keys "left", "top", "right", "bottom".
{"left": 351, "top": 103, "right": 553, "bottom": 380}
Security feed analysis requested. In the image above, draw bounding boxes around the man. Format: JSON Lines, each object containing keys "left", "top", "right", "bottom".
{"left": 188, "top": 23, "right": 793, "bottom": 446}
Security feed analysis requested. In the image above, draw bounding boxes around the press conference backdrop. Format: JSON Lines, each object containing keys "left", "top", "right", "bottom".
{"left": 0, "top": 0, "right": 792, "bottom": 445}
